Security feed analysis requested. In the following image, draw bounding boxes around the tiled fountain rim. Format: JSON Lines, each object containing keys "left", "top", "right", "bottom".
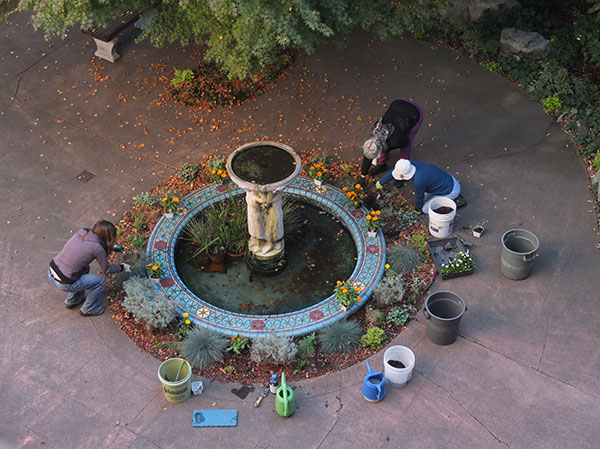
{"left": 147, "top": 176, "right": 386, "bottom": 338}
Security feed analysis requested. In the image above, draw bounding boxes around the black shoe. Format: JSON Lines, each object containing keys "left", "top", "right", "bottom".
{"left": 368, "top": 164, "right": 388, "bottom": 176}
{"left": 455, "top": 195, "right": 468, "bottom": 208}
{"left": 65, "top": 297, "right": 85, "bottom": 309}
{"left": 80, "top": 307, "right": 105, "bottom": 317}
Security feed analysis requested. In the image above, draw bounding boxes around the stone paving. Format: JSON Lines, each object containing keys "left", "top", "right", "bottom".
{"left": 1, "top": 11, "right": 600, "bottom": 449}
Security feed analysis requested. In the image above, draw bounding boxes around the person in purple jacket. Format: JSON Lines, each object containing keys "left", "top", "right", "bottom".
{"left": 376, "top": 159, "right": 461, "bottom": 214}
{"left": 48, "top": 220, "right": 130, "bottom": 316}
{"left": 359, "top": 99, "right": 423, "bottom": 182}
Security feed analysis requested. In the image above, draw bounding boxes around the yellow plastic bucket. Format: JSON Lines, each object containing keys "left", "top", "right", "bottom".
{"left": 157, "top": 358, "right": 192, "bottom": 403}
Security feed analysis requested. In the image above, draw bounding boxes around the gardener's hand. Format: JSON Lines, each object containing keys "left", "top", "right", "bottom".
{"left": 121, "top": 263, "right": 131, "bottom": 272}
{"left": 375, "top": 181, "right": 383, "bottom": 190}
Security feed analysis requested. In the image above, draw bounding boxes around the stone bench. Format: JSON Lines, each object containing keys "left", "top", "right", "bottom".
{"left": 82, "top": 9, "right": 140, "bottom": 62}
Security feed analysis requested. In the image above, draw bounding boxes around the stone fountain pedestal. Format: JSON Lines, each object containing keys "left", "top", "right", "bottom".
{"left": 226, "top": 142, "right": 302, "bottom": 274}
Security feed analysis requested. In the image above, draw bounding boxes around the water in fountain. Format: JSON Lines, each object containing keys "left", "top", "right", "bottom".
{"left": 175, "top": 199, "right": 356, "bottom": 315}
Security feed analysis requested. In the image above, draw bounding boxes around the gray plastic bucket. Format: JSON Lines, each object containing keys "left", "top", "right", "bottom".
{"left": 423, "top": 291, "right": 467, "bottom": 345}
{"left": 501, "top": 229, "right": 539, "bottom": 280}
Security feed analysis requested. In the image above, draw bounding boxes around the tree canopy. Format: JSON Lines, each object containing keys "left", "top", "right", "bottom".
{"left": 0, "top": 0, "right": 446, "bottom": 79}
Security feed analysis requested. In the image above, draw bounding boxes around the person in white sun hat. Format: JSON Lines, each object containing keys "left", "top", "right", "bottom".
{"left": 376, "top": 159, "right": 462, "bottom": 214}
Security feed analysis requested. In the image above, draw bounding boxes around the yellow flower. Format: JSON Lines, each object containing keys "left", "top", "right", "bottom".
{"left": 375, "top": 210, "right": 381, "bottom": 215}
{"left": 152, "top": 265, "right": 159, "bottom": 271}
{"left": 185, "top": 319, "right": 191, "bottom": 325}
{"left": 385, "top": 264, "right": 390, "bottom": 269}
{"left": 217, "top": 169, "right": 223, "bottom": 175}
{"left": 336, "top": 280, "right": 342, "bottom": 285}
{"left": 221, "top": 173, "right": 227, "bottom": 178}
{"left": 211, "top": 169, "right": 217, "bottom": 175}
{"left": 183, "top": 312, "right": 189, "bottom": 317}
{"left": 366, "top": 215, "right": 372, "bottom": 220}
{"left": 162, "top": 197, "right": 167, "bottom": 202}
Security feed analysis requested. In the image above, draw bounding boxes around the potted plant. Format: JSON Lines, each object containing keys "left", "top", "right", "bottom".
{"left": 222, "top": 196, "right": 248, "bottom": 258}
{"left": 146, "top": 261, "right": 163, "bottom": 283}
{"left": 365, "top": 210, "right": 382, "bottom": 238}
{"left": 161, "top": 192, "right": 180, "bottom": 218}
{"left": 334, "top": 279, "right": 363, "bottom": 311}
{"left": 472, "top": 219, "right": 488, "bottom": 238}
{"left": 308, "top": 156, "right": 329, "bottom": 186}
{"left": 439, "top": 251, "right": 475, "bottom": 279}
{"left": 342, "top": 183, "right": 366, "bottom": 209}
{"left": 208, "top": 156, "right": 228, "bottom": 184}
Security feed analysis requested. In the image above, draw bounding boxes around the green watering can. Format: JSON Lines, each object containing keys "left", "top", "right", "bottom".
{"left": 275, "top": 372, "right": 295, "bottom": 418}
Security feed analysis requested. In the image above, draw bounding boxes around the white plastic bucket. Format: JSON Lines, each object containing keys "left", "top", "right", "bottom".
{"left": 428, "top": 198, "right": 457, "bottom": 238}
{"left": 383, "top": 345, "right": 415, "bottom": 387}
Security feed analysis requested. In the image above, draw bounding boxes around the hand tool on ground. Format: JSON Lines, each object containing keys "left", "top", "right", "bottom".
{"left": 458, "top": 236, "right": 473, "bottom": 248}
{"left": 254, "top": 385, "right": 269, "bottom": 407}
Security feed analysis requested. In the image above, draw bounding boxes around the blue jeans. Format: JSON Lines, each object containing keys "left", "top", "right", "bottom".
{"left": 422, "top": 176, "right": 461, "bottom": 214}
{"left": 47, "top": 269, "right": 106, "bottom": 314}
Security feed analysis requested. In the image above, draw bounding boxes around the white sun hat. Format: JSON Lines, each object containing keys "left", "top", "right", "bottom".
{"left": 392, "top": 159, "right": 416, "bottom": 180}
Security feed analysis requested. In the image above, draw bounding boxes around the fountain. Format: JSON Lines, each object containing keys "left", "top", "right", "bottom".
{"left": 147, "top": 142, "right": 386, "bottom": 337}
{"left": 226, "top": 142, "right": 302, "bottom": 274}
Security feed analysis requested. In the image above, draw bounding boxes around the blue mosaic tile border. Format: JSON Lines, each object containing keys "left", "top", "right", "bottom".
{"left": 147, "top": 176, "right": 386, "bottom": 338}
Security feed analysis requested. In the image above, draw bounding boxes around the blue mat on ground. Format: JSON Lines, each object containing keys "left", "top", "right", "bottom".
{"left": 192, "top": 410, "right": 238, "bottom": 427}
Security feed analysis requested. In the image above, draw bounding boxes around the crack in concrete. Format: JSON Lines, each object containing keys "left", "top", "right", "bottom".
{"left": 460, "top": 334, "right": 599, "bottom": 400}
{"left": 420, "top": 371, "right": 511, "bottom": 448}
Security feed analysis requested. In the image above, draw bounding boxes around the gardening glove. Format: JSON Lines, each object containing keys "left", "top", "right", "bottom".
{"left": 375, "top": 181, "right": 383, "bottom": 190}
{"left": 121, "top": 263, "right": 131, "bottom": 272}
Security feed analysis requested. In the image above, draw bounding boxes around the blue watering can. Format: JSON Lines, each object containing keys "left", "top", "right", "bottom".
{"left": 362, "top": 360, "right": 386, "bottom": 402}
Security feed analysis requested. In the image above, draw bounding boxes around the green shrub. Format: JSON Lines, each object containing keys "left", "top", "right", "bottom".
{"left": 574, "top": 14, "right": 600, "bottom": 66}
{"left": 373, "top": 275, "right": 405, "bottom": 307}
{"left": 319, "top": 319, "right": 362, "bottom": 354}
{"left": 250, "top": 334, "right": 297, "bottom": 365}
{"left": 365, "top": 307, "right": 385, "bottom": 326}
{"left": 133, "top": 192, "right": 155, "bottom": 207}
{"left": 542, "top": 95, "right": 563, "bottom": 113}
{"left": 124, "top": 233, "right": 147, "bottom": 251}
{"left": 182, "top": 326, "right": 229, "bottom": 370}
{"left": 592, "top": 153, "right": 600, "bottom": 170}
{"left": 573, "top": 133, "right": 600, "bottom": 159}
{"left": 484, "top": 61, "right": 503, "bottom": 73}
{"left": 527, "top": 63, "right": 573, "bottom": 102}
{"left": 360, "top": 326, "right": 386, "bottom": 349}
{"left": 499, "top": 56, "right": 541, "bottom": 87}
{"left": 386, "top": 305, "right": 416, "bottom": 326}
{"left": 297, "top": 333, "right": 316, "bottom": 359}
{"left": 177, "top": 163, "right": 199, "bottom": 183}
{"left": 411, "top": 232, "right": 429, "bottom": 255}
{"left": 387, "top": 244, "right": 421, "bottom": 273}
{"left": 395, "top": 208, "right": 421, "bottom": 230}
{"left": 171, "top": 68, "right": 195, "bottom": 88}
{"left": 122, "top": 276, "right": 177, "bottom": 331}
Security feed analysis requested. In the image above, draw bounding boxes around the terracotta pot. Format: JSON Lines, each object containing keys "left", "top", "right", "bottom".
{"left": 208, "top": 246, "right": 226, "bottom": 263}
{"left": 227, "top": 250, "right": 246, "bottom": 260}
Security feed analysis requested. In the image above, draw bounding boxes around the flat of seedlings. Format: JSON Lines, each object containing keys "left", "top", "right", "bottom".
{"left": 427, "top": 235, "right": 471, "bottom": 280}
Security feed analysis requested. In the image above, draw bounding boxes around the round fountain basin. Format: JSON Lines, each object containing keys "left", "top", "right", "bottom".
{"left": 175, "top": 200, "right": 357, "bottom": 315}
{"left": 231, "top": 145, "right": 296, "bottom": 185}
{"left": 147, "top": 177, "right": 385, "bottom": 337}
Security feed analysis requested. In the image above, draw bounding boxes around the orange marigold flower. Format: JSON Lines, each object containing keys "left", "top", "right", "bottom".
{"left": 146, "top": 263, "right": 152, "bottom": 267}
{"left": 151, "top": 265, "right": 159, "bottom": 271}
{"left": 211, "top": 169, "right": 217, "bottom": 175}
{"left": 185, "top": 319, "right": 191, "bottom": 325}
{"left": 342, "top": 187, "right": 348, "bottom": 191}
{"left": 346, "top": 192, "right": 352, "bottom": 197}
{"left": 162, "top": 197, "right": 167, "bottom": 202}
{"left": 310, "top": 165, "right": 315, "bottom": 170}
{"left": 221, "top": 173, "right": 227, "bottom": 178}
{"left": 173, "top": 197, "right": 179, "bottom": 202}
{"left": 372, "top": 216, "right": 378, "bottom": 221}
{"left": 217, "top": 169, "right": 223, "bottom": 175}
{"left": 317, "top": 171, "right": 322, "bottom": 177}
{"left": 357, "top": 297, "right": 362, "bottom": 303}
{"left": 355, "top": 287, "right": 360, "bottom": 292}
{"left": 336, "top": 280, "right": 342, "bottom": 285}
{"left": 366, "top": 215, "right": 372, "bottom": 220}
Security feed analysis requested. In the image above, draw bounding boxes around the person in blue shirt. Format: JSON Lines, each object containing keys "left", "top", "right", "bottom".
{"left": 376, "top": 159, "right": 461, "bottom": 214}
